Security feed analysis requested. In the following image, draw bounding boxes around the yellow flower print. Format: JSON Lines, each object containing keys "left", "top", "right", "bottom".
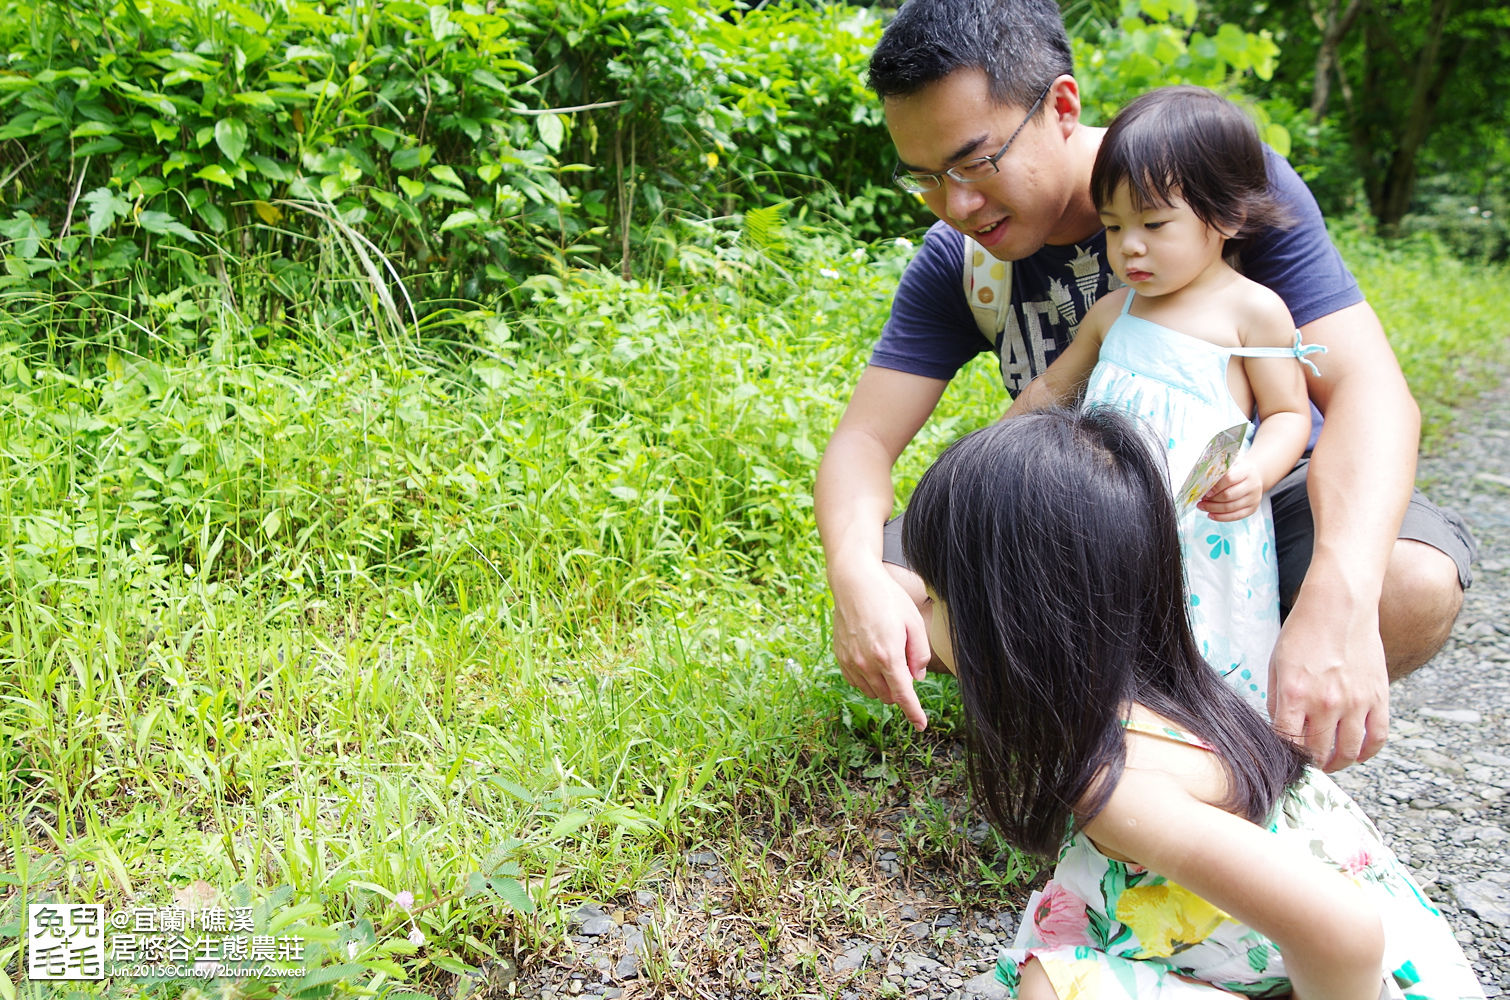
{"left": 1114, "top": 883, "right": 1231, "bottom": 958}
{"left": 1035, "top": 953, "right": 1104, "bottom": 999}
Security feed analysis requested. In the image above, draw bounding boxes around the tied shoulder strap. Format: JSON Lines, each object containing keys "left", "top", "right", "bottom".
{"left": 1230, "top": 331, "right": 1328, "bottom": 377}
{"left": 1119, "top": 718, "right": 1216, "bottom": 752}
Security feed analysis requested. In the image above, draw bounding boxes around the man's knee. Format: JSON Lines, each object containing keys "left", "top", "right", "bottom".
{"left": 1380, "top": 539, "right": 1464, "bottom": 679}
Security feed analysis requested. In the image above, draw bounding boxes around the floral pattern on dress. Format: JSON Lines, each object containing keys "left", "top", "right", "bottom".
{"left": 996, "top": 761, "right": 1486, "bottom": 1000}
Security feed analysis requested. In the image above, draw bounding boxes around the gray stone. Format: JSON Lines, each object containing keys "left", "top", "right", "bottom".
{"left": 579, "top": 916, "right": 615, "bottom": 936}
{"left": 1456, "top": 880, "right": 1510, "bottom": 928}
{"left": 1416, "top": 747, "right": 1468, "bottom": 776}
{"left": 571, "top": 903, "right": 607, "bottom": 927}
{"left": 1420, "top": 708, "right": 1485, "bottom": 724}
{"left": 964, "top": 970, "right": 1011, "bottom": 998}
{"left": 613, "top": 952, "right": 641, "bottom": 980}
{"left": 834, "top": 942, "right": 880, "bottom": 973}
{"left": 901, "top": 954, "right": 943, "bottom": 975}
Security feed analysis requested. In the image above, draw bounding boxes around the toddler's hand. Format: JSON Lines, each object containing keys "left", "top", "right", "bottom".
{"left": 1198, "top": 459, "right": 1262, "bottom": 521}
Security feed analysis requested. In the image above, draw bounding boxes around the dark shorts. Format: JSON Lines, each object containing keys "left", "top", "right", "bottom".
{"left": 882, "top": 456, "right": 1478, "bottom": 607}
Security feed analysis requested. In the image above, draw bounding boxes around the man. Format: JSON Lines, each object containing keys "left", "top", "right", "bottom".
{"left": 813, "top": 0, "right": 1477, "bottom": 771}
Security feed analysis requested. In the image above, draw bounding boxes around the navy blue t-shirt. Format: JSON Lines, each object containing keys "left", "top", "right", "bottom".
{"left": 870, "top": 150, "right": 1362, "bottom": 397}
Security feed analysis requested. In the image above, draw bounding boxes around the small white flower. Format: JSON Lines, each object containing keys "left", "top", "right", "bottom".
{"left": 819, "top": 268, "right": 840, "bottom": 279}
{"left": 393, "top": 890, "right": 414, "bottom": 911}
{"left": 347, "top": 941, "right": 361, "bottom": 960}
{"left": 408, "top": 926, "right": 426, "bottom": 947}
{"left": 894, "top": 237, "right": 914, "bottom": 250}
{"left": 1468, "top": 205, "right": 1480, "bottom": 214}
{"left": 850, "top": 248, "right": 866, "bottom": 261}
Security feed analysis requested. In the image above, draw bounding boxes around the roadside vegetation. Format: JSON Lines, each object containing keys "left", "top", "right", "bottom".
{"left": 0, "top": 0, "right": 1504, "bottom": 996}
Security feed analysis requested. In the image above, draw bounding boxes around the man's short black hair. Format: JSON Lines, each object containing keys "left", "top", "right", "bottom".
{"left": 868, "top": 0, "right": 1073, "bottom": 110}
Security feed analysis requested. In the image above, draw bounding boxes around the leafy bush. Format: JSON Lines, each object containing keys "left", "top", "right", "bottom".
{"left": 0, "top": 0, "right": 900, "bottom": 325}
{"left": 1398, "top": 175, "right": 1510, "bottom": 265}
{"left": 1074, "top": 0, "right": 1288, "bottom": 151}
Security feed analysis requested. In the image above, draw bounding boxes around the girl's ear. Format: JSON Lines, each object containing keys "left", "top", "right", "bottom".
{"left": 1217, "top": 208, "right": 1247, "bottom": 241}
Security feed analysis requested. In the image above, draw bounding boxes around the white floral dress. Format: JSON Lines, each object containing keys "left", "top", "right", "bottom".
{"left": 997, "top": 721, "right": 1486, "bottom": 999}
{"left": 1083, "top": 293, "right": 1324, "bottom": 712}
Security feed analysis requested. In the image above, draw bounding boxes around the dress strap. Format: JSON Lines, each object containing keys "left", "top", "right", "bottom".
{"left": 1119, "top": 718, "right": 1217, "bottom": 752}
{"left": 1229, "top": 331, "right": 1328, "bottom": 377}
{"left": 1120, "top": 289, "right": 1136, "bottom": 316}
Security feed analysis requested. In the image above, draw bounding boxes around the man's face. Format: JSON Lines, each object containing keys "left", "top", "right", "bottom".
{"left": 884, "top": 69, "right": 1075, "bottom": 261}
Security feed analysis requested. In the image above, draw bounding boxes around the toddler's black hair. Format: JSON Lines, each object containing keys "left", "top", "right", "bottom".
{"left": 1092, "top": 85, "right": 1291, "bottom": 240}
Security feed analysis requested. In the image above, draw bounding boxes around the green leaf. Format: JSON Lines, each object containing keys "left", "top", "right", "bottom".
{"left": 429, "top": 954, "right": 475, "bottom": 976}
{"left": 439, "top": 210, "right": 482, "bottom": 232}
{"left": 214, "top": 117, "right": 248, "bottom": 163}
{"left": 136, "top": 210, "right": 200, "bottom": 243}
{"left": 397, "top": 176, "right": 425, "bottom": 199}
{"left": 247, "top": 154, "right": 290, "bottom": 181}
{"left": 428, "top": 165, "right": 465, "bottom": 189}
{"left": 74, "top": 137, "right": 124, "bottom": 157}
{"left": 490, "top": 876, "right": 535, "bottom": 914}
{"left": 82, "top": 187, "right": 131, "bottom": 236}
{"left": 195, "top": 201, "right": 227, "bottom": 232}
{"left": 194, "top": 164, "right": 236, "bottom": 187}
{"left": 69, "top": 120, "right": 115, "bottom": 138}
{"left": 391, "top": 146, "right": 432, "bottom": 172}
{"left": 425, "top": 184, "right": 471, "bottom": 203}
{"left": 429, "top": 5, "right": 461, "bottom": 41}
{"left": 470, "top": 69, "right": 509, "bottom": 93}
{"left": 536, "top": 113, "right": 565, "bottom": 153}
{"left": 232, "top": 91, "right": 278, "bottom": 109}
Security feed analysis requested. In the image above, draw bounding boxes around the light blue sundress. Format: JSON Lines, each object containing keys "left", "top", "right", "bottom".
{"left": 1083, "top": 292, "right": 1323, "bottom": 711}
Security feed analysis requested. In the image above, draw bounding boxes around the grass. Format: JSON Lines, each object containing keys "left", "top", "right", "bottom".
{"left": 0, "top": 217, "right": 1504, "bottom": 998}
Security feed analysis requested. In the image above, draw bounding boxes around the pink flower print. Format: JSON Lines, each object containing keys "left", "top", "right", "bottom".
{"left": 1342, "top": 847, "right": 1375, "bottom": 876}
{"left": 1032, "top": 881, "right": 1091, "bottom": 947}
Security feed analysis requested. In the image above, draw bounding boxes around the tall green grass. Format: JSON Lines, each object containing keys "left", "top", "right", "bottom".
{"left": 0, "top": 218, "right": 1503, "bottom": 998}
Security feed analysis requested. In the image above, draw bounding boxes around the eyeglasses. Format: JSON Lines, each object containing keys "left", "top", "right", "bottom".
{"left": 891, "top": 83, "right": 1053, "bottom": 194}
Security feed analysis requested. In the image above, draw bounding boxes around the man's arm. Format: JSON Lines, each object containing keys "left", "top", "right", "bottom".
{"left": 815, "top": 364, "right": 949, "bottom": 731}
{"left": 1269, "top": 300, "right": 1416, "bottom": 771}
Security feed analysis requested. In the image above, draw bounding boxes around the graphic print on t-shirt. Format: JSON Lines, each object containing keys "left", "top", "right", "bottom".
{"left": 997, "top": 241, "right": 1118, "bottom": 393}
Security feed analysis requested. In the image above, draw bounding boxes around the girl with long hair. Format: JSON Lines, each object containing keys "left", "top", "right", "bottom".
{"left": 903, "top": 409, "right": 1482, "bottom": 998}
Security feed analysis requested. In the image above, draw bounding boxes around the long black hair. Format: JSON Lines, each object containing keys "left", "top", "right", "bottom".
{"left": 902, "top": 409, "right": 1307, "bottom": 857}
{"left": 1091, "top": 85, "right": 1291, "bottom": 240}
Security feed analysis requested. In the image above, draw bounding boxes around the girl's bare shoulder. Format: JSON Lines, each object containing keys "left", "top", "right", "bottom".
{"left": 1229, "top": 274, "right": 1298, "bottom": 347}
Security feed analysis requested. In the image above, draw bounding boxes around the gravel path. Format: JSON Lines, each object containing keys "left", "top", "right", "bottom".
{"left": 505, "top": 376, "right": 1509, "bottom": 1000}
{"left": 1328, "top": 376, "right": 1510, "bottom": 996}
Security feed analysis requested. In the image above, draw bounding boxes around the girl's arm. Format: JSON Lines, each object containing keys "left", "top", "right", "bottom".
{"left": 1200, "top": 286, "right": 1312, "bottom": 522}
{"left": 1002, "top": 290, "right": 1120, "bottom": 418}
{"left": 1084, "top": 771, "right": 1385, "bottom": 1000}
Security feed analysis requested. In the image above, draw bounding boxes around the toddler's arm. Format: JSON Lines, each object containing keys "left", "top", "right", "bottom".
{"left": 1200, "top": 287, "right": 1312, "bottom": 522}
{"left": 1085, "top": 770, "right": 1385, "bottom": 1000}
{"left": 1002, "top": 291, "right": 1117, "bottom": 417}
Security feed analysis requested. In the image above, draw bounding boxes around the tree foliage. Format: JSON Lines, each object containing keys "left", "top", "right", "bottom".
{"left": 1203, "top": 0, "right": 1510, "bottom": 250}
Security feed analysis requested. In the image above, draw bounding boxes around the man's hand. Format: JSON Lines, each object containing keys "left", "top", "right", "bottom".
{"left": 1268, "top": 583, "right": 1389, "bottom": 771}
{"left": 831, "top": 563, "right": 933, "bottom": 731}
{"left": 1197, "top": 459, "right": 1263, "bottom": 522}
